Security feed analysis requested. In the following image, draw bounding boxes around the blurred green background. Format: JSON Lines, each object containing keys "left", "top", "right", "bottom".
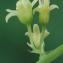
{"left": 0, "top": 0, "right": 63, "bottom": 63}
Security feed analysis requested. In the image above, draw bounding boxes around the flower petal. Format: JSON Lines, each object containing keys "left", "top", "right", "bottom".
{"left": 27, "top": 42, "right": 32, "bottom": 48}
{"left": 25, "top": 32, "right": 33, "bottom": 37}
{"left": 33, "top": 24, "right": 40, "bottom": 36}
{"left": 5, "top": 10, "right": 18, "bottom": 23}
{"left": 33, "top": 7, "right": 39, "bottom": 14}
{"left": 49, "top": 5, "right": 59, "bottom": 11}
{"left": 41, "top": 0, "right": 44, "bottom": 5}
{"left": 44, "top": 29, "right": 50, "bottom": 38}
{"left": 39, "top": 0, "right": 42, "bottom": 5}
{"left": 32, "top": 0, "right": 38, "bottom": 7}
{"left": 44, "top": 0, "right": 50, "bottom": 8}
{"left": 42, "top": 0, "right": 44, "bottom": 4}
{"left": 22, "top": 0, "right": 26, "bottom": 9}
{"left": 25, "top": 32, "right": 29, "bottom": 36}
{"left": 33, "top": 24, "right": 40, "bottom": 48}
{"left": 6, "top": 9, "right": 17, "bottom": 12}
{"left": 28, "top": 50, "right": 36, "bottom": 53}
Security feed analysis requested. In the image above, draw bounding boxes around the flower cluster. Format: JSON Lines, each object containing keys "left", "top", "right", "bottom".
{"left": 5, "top": 0, "right": 58, "bottom": 25}
{"left": 5, "top": 0, "right": 59, "bottom": 55}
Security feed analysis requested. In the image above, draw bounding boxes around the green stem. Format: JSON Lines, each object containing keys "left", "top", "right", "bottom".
{"left": 40, "top": 26, "right": 46, "bottom": 47}
{"left": 26, "top": 24, "right": 33, "bottom": 45}
{"left": 38, "top": 26, "right": 46, "bottom": 57}
{"left": 37, "top": 44, "right": 63, "bottom": 63}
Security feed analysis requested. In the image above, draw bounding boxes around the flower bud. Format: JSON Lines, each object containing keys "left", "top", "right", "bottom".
{"left": 5, "top": 0, "right": 39, "bottom": 25}
{"left": 33, "top": 0, "right": 59, "bottom": 26}
{"left": 25, "top": 24, "right": 49, "bottom": 48}
{"left": 16, "top": 0, "right": 33, "bottom": 25}
{"left": 39, "top": 7, "right": 49, "bottom": 26}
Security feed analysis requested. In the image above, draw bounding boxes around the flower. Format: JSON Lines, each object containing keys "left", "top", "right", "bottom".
{"left": 5, "top": 0, "right": 38, "bottom": 25}
{"left": 25, "top": 24, "right": 49, "bottom": 48}
{"left": 33, "top": 0, "right": 59, "bottom": 26}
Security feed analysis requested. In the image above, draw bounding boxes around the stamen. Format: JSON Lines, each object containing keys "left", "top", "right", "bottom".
{"left": 16, "top": 7, "right": 18, "bottom": 10}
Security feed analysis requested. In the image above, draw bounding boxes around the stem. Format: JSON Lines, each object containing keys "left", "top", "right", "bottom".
{"left": 26, "top": 24, "right": 33, "bottom": 45}
{"left": 37, "top": 26, "right": 46, "bottom": 57}
{"left": 37, "top": 44, "right": 63, "bottom": 63}
{"left": 39, "top": 26, "right": 46, "bottom": 49}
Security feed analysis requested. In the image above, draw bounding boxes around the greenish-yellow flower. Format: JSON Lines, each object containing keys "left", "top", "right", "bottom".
{"left": 5, "top": 0, "right": 38, "bottom": 25}
{"left": 33, "top": 0, "right": 59, "bottom": 26}
{"left": 25, "top": 24, "right": 49, "bottom": 49}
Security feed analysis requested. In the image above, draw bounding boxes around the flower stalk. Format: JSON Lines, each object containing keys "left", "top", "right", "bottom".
{"left": 26, "top": 24, "right": 33, "bottom": 46}
{"left": 39, "top": 26, "right": 46, "bottom": 58}
{"left": 40, "top": 26, "right": 46, "bottom": 48}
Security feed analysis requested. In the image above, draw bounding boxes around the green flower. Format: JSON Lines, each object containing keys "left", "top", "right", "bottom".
{"left": 5, "top": 0, "right": 38, "bottom": 25}
{"left": 33, "top": 0, "right": 59, "bottom": 26}
{"left": 25, "top": 24, "right": 49, "bottom": 48}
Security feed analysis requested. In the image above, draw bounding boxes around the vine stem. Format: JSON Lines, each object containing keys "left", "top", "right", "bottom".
{"left": 36, "top": 44, "right": 63, "bottom": 63}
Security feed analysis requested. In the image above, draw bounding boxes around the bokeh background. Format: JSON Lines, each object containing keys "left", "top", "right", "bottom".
{"left": 0, "top": 0, "right": 63, "bottom": 63}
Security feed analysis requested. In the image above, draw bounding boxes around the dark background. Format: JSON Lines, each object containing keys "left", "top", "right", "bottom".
{"left": 0, "top": 0, "right": 63, "bottom": 63}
